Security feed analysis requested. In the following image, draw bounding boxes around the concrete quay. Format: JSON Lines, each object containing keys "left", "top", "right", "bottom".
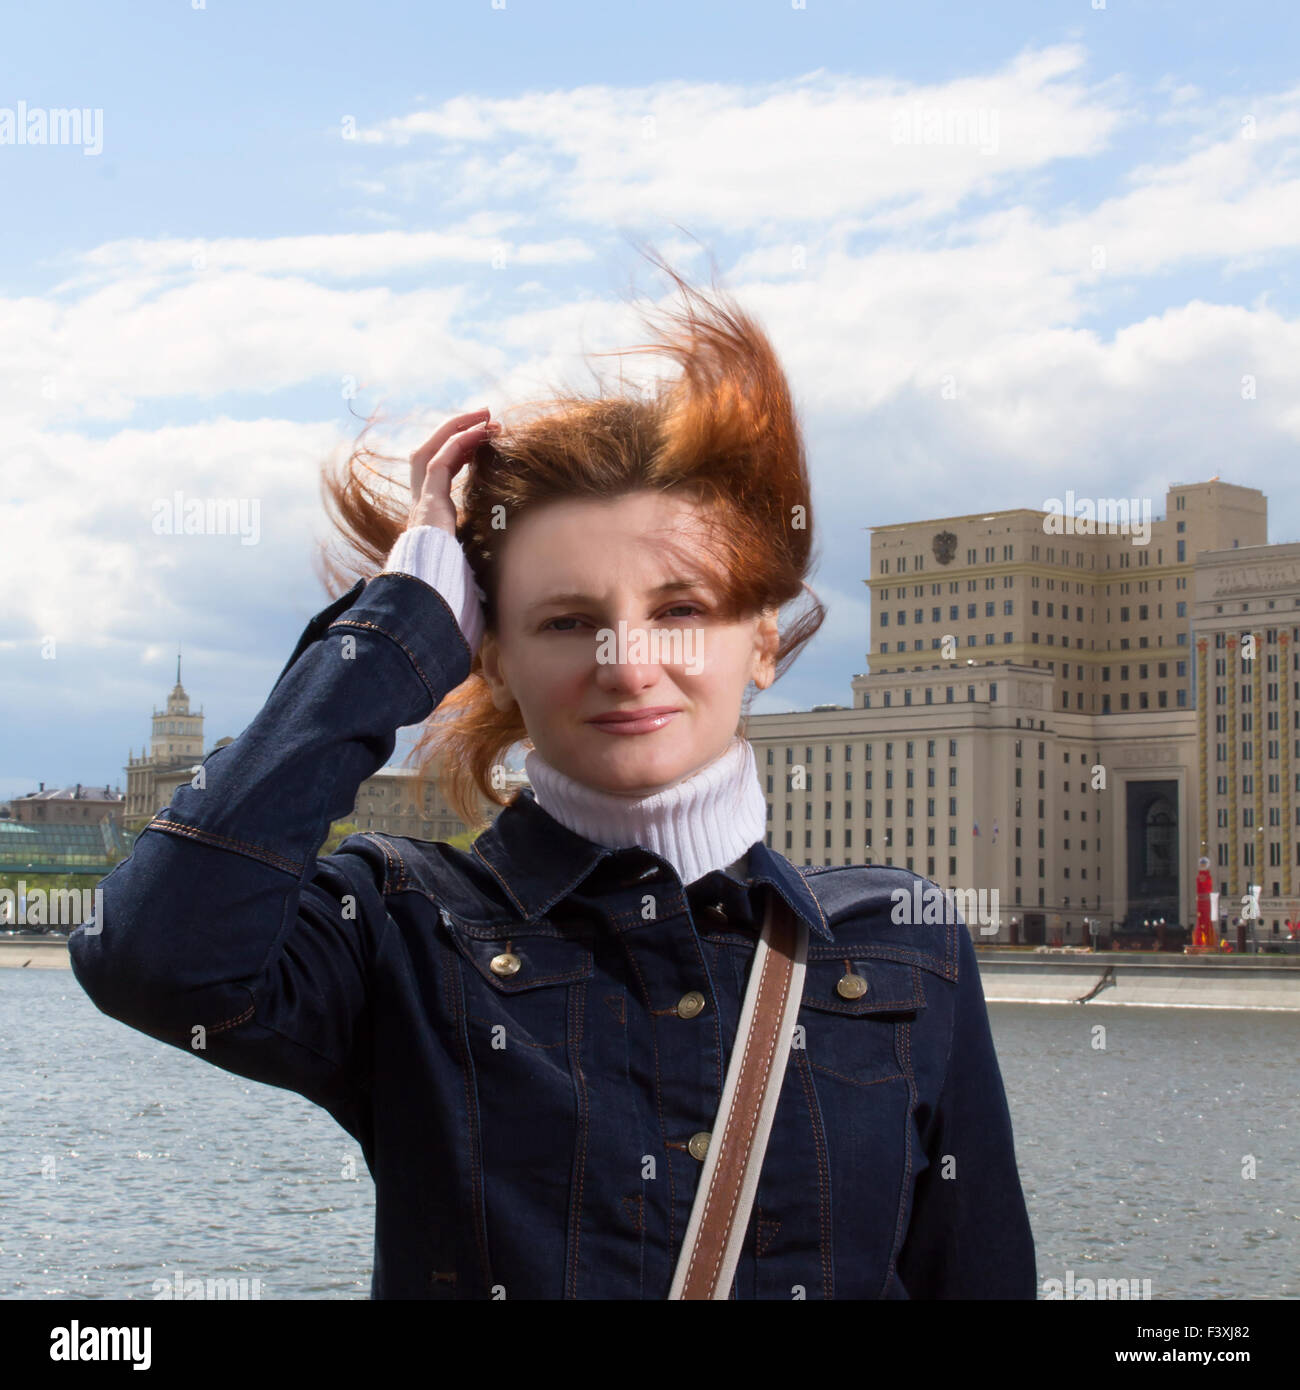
{"left": 977, "top": 950, "right": 1300, "bottom": 1010}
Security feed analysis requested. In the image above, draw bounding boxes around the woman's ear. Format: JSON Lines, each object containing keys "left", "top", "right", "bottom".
{"left": 751, "top": 608, "right": 780, "bottom": 691}
{"left": 478, "top": 630, "right": 518, "bottom": 712}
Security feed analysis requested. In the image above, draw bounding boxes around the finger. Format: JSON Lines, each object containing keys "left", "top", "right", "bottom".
{"left": 409, "top": 408, "right": 491, "bottom": 473}
{"left": 416, "top": 420, "right": 498, "bottom": 503}
{"left": 409, "top": 410, "right": 494, "bottom": 503}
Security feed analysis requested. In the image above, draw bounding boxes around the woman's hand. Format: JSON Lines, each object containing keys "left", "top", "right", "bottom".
{"left": 405, "top": 408, "right": 500, "bottom": 537}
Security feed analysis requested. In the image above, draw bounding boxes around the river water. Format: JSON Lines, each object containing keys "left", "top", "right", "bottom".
{"left": 2, "top": 970, "right": 1295, "bottom": 1299}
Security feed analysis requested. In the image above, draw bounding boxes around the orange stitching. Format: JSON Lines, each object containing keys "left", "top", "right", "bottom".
{"left": 449, "top": 949, "right": 492, "bottom": 1288}
{"left": 806, "top": 1062, "right": 905, "bottom": 1088}
{"left": 621, "top": 1194, "right": 644, "bottom": 1233}
{"left": 478, "top": 963, "right": 589, "bottom": 988}
{"left": 795, "top": 1050, "right": 832, "bottom": 1298}
{"left": 566, "top": 981, "right": 589, "bottom": 1299}
{"left": 617, "top": 939, "right": 677, "bottom": 1249}
{"left": 353, "top": 574, "right": 472, "bottom": 666}
{"left": 210, "top": 1002, "right": 254, "bottom": 1034}
{"left": 755, "top": 1205, "right": 782, "bottom": 1258}
{"left": 359, "top": 832, "right": 398, "bottom": 893}
{"left": 147, "top": 817, "right": 302, "bottom": 876}
{"left": 470, "top": 840, "right": 529, "bottom": 918}
{"left": 327, "top": 602, "right": 470, "bottom": 691}
{"left": 882, "top": 1020, "right": 917, "bottom": 1296}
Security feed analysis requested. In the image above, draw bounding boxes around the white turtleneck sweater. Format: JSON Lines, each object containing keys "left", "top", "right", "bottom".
{"left": 382, "top": 525, "right": 768, "bottom": 885}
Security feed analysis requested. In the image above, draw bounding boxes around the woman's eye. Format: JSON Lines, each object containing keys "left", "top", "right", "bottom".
{"left": 542, "top": 606, "right": 702, "bottom": 632}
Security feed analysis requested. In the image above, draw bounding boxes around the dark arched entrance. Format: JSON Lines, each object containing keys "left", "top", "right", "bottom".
{"left": 1125, "top": 779, "right": 1179, "bottom": 930}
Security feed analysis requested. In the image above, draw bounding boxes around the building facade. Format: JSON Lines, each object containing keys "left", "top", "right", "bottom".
{"left": 742, "top": 479, "right": 1297, "bottom": 948}
{"left": 1192, "top": 541, "right": 1300, "bottom": 937}
{"left": 7, "top": 783, "right": 125, "bottom": 827}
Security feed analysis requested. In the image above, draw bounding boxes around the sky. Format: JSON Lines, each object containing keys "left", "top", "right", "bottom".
{"left": 3, "top": 0, "right": 1299, "bottom": 800}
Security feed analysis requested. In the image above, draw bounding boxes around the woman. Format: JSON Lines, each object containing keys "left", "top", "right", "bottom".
{"left": 70, "top": 260, "right": 1036, "bottom": 1299}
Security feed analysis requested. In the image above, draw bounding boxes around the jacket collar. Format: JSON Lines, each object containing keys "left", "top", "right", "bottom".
{"left": 472, "top": 787, "right": 833, "bottom": 942}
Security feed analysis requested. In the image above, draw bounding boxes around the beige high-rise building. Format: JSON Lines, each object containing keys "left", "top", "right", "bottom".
{"left": 743, "top": 479, "right": 1298, "bottom": 948}
{"left": 1192, "top": 541, "right": 1300, "bottom": 934}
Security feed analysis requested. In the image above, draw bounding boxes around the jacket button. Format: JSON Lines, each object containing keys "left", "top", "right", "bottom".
{"left": 688, "top": 1131, "right": 711, "bottom": 1161}
{"left": 489, "top": 952, "right": 521, "bottom": 977}
{"left": 700, "top": 902, "right": 727, "bottom": 924}
{"left": 836, "top": 971, "right": 868, "bottom": 999}
{"left": 676, "top": 990, "right": 706, "bottom": 1019}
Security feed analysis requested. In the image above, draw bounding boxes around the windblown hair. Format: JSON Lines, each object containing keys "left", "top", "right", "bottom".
{"left": 319, "top": 248, "right": 826, "bottom": 831}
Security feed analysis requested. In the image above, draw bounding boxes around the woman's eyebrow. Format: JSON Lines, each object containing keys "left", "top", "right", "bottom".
{"left": 525, "top": 580, "right": 704, "bottom": 616}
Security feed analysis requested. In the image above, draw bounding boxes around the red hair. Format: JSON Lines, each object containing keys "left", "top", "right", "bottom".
{"left": 319, "top": 247, "right": 826, "bottom": 829}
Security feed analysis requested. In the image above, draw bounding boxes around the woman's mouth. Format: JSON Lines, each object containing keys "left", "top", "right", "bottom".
{"left": 586, "top": 709, "right": 681, "bottom": 736}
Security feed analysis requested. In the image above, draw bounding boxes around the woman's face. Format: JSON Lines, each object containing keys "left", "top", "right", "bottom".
{"left": 478, "top": 489, "right": 779, "bottom": 795}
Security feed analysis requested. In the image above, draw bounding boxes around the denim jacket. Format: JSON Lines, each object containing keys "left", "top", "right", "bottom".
{"left": 70, "top": 570, "right": 1036, "bottom": 1300}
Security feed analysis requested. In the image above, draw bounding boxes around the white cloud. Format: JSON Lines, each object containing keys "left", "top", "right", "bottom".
{"left": 350, "top": 44, "right": 1125, "bottom": 231}
{"left": 5, "top": 44, "right": 1300, "bottom": 740}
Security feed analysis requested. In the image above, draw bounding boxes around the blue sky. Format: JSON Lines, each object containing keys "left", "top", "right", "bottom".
{"left": 3, "top": 0, "right": 1299, "bottom": 800}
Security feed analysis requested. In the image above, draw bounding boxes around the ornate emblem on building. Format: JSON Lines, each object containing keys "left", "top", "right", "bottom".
{"left": 932, "top": 530, "right": 958, "bottom": 565}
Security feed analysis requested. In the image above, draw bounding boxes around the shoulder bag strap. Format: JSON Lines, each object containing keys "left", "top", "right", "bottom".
{"left": 668, "top": 887, "right": 809, "bottom": 1299}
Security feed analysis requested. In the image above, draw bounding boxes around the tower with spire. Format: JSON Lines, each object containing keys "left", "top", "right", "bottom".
{"left": 124, "top": 647, "right": 208, "bottom": 822}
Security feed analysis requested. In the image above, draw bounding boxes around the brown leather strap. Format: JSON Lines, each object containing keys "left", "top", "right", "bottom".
{"left": 668, "top": 889, "right": 808, "bottom": 1299}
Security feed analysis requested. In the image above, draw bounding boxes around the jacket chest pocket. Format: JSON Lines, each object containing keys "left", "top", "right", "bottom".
{"left": 797, "top": 955, "right": 927, "bottom": 1086}
{"left": 443, "top": 909, "right": 594, "bottom": 1053}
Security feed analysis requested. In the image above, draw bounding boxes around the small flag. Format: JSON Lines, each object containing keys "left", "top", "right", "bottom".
{"left": 972, "top": 822, "right": 980, "bottom": 837}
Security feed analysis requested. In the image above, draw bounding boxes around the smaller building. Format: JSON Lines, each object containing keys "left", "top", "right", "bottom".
{"left": 6, "top": 782, "right": 125, "bottom": 828}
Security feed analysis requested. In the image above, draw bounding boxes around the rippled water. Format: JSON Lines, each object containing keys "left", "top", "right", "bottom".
{"left": 2, "top": 971, "right": 1295, "bottom": 1298}
{"left": 1000, "top": 1003, "right": 1298, "bottom": 1300}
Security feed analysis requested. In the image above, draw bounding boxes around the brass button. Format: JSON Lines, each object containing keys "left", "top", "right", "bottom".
{"left": 688, "top": 1131, "right": 711, "bottom": 1161}
{"left": 489, "top": 951, "right": 521, "bottom": 977}
{"left": 701, "top": 902, "right": 727, "bottom": 924}
{"left": 836, "top": 971, "right": 868, "bottom": 999}
{"left": 676, "top": 990, "right": 706, "bottom": 1019}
